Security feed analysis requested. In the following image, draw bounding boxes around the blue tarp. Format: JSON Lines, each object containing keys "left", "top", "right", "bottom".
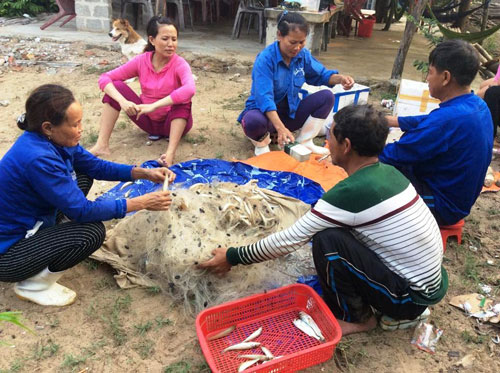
{"left": 97, "top": 159, "right": 324, "bottom": 206}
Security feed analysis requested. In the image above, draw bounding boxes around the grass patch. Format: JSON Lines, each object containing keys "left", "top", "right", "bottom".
{"left": 463, "top": 252, "right": 480, "bottom": 284}
{"left": 84, "top": 65, "right": 114, "bottom": 75}
{"left": 155, "top": 316, "right": 173, "bottom": 329}
{"left": 215, "top": 151, "right": 224, "bottom": 159}
{"left": 60, "top": 341, "right": 106, "bottom": 370}
{"left": 83, "top": 258, "right": 100, "bottom": 271}
{"left": 100, "top": 294, "right": 132, "bottom": 346}
{"left": 81, "top": 127, "right": 99, "bottom": 147}
{"left": 32, "top": 340, "right": 59, "bottom": 360}
{"left": 220, "top": 92, "right": 248, "bottom": 111}
{"left": 134, "top": 338, "right": 155, "bottom": 359}
{"left": 0, "top": 358, "right": 24, "bottom": 373}
{"left": 146, "top": 286, "right": 161, "bottom": 295}
{"left": 460, "top": 330, "right": 486, "bottom": 344}
{"left": 334, "top": 338, "right": 368, "bottom": 371}
{"left": 95, "top": 277, "right": 113, "bottom": 290}
{"left": 134, "top": 321, "right": 153, "bottom": 336}
{"left": 164, "top": 361, "right": 210, "bottom": 373}
{"left": 184, "top": 133, "right": 208, "bottom": 144}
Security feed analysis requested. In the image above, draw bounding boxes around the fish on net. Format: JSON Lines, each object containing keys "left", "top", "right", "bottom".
{"left": 101, "top": 181, "right": 316, "bottom": 317}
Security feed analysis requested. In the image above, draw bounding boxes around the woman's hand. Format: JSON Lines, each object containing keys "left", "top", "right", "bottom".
{"left": 131, "top": 167, "right": 176, "bottom": 184}
{"left": 119, "top": 100, "right": 138, "bottom": 116}
{"left": 126, "top": 191, "right": 172, "bottom": 212}
{"left": 197, "top": 247, "right": 232, "bottom": 275}
{"left": 136, "top": 103, "right": 157, "bottom": 120}
{"left": 146, "top": 167, "right": 176, "bottom": 184}
{"left": 276, "top": 127, "right": 295, "bottom": 148}
{"left": 340, "top": 75, "right": 355, "bottom": 90}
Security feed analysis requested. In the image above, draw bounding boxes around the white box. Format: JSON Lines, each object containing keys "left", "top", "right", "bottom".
{"left": 299, "top": 82, "right": 371, "bottom": 113}
{"left": 393, "top": 79, "right": 440, "bottom": 117}
{"left": 300, "top": 0, "right": 321, "bottom": 11}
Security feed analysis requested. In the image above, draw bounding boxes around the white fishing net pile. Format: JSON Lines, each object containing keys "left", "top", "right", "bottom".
{"left": 97, "top": 181, "right": 316, "bottom": 317}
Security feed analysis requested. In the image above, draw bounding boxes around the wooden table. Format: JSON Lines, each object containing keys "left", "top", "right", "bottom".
{"left": 264, "top": 6, "right": 344, "bottom": 55}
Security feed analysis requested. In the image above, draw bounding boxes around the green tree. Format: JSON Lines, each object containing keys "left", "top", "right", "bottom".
{"left": 0, "top": 0, "right": 57, "bottom": 17}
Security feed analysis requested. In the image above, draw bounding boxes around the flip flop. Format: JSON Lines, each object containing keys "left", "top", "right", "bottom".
{"left": 148, "top": 135, "right": 161, "bottom": 141}
{"left": 379, "top": 308, "right": 431, "bottom": 331}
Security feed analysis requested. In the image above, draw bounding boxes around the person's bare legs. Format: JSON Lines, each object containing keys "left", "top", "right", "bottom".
{"left": 89, "top": 103, "right": 120, "bottom": 156}
{"left": 337, "top": 315, "right": 377, "bottom": 336}
{"left": 158, "top": 118, "right": 187, "bottom": 167}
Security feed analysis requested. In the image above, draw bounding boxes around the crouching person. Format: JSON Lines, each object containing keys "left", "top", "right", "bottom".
{"left": 199, "top": 104, "right": 447, "bottom": 336}
{"left": 0, "top": 84, "right": 175, "bottom": 307}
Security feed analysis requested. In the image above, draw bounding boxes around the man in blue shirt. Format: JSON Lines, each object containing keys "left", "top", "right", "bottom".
{"left": 380, "top": 40, "right": 493, "bottom": 225}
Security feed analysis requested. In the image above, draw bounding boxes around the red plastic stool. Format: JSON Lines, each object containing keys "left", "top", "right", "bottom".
{"left": 439, "top": 219, "right": 464, "bottom": 252}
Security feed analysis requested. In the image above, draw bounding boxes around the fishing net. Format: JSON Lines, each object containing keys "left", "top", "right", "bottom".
{"left": 92, "top": 180, "right": 316, "bottom": 317}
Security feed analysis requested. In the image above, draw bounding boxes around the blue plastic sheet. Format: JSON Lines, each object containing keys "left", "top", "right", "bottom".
{"left": 297, "top": 275, "right": 323, "bottom": 296}
{"left": 97, "top": 159, "right": 324, "bottom": 206}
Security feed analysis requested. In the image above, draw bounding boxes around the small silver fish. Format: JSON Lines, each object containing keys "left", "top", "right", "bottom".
{"left": 238, "top": 358, "right": 259, "bottom": 372}
{"left": 260, "top": 346, "right": 274, "bottom": 359}
{"left": 237, "top": 354, "right": 270, "bottom": 361}
{"left": 242, "top": 327, "right": 262, "bottom": 343}
{"left": 120, "top": 181, "right": 134, "bottom": 191}
{"left": 207, "top": 325, "right": 236, "bottom": 341}
{"left": 293, "top": 319, "right": 321, "bottom": 341}
{"left": 299, "top": 311, "right": 325, "bottom": 341}
{"left": 124, "top": 190, "right": 132, "bottom": 198}
{"left": 223, "top": 341, "right": 261, "bottom": 352}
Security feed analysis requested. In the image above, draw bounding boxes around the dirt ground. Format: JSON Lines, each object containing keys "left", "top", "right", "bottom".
{"left": 1, "top": 28, "right": 500, "bottom": 373}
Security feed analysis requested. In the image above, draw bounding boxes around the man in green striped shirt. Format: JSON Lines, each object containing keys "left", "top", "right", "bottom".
{"left": 200, "top": 105, "right": 447, "bottom": 336}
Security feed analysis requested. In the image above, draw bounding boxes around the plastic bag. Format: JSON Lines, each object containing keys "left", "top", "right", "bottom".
{"left": 411, "top": 322, "right": 443, "bottom": 354}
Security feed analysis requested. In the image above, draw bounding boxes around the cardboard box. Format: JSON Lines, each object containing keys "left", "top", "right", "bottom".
{"left": 393, "top": 79, "right": 440, "bottom": 117}
{"left": 299, "top": 82, "right": 371, "bottom": 113}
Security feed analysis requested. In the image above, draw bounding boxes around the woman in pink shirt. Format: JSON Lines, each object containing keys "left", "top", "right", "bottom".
{"left": 90, "top": 16, "right": 196, "bottom": 167}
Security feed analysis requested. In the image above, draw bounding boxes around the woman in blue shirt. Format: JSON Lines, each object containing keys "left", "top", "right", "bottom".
{"left": 239, "top": 11, "right": 354, "bottom": 155}
{"left": 0, "top": 84, "right": 175, "bottom": 307}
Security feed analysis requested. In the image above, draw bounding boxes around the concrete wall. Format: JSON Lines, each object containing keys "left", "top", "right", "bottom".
{"left": 75, "top": 0, "right": 149, "bottom": 32}
{"left": 75, "top": 0, "right": 112, "bottom": 32}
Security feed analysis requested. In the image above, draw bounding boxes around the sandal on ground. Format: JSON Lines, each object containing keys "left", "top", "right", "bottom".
{"left": 379, "top": 308, "right": 430, "bottom": 331}
{"left": 148, "top": 135, "right": 161, "bottom": 141}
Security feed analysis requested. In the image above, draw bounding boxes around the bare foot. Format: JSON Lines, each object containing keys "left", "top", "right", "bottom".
{"left": 89, "top": 144, "right": 111, "bottom": 157}
{"left": 158, "top": 153, "right": 174, "bottom": 167}
{"left": 337, "top": 315, "right": 377, "bottom": 336}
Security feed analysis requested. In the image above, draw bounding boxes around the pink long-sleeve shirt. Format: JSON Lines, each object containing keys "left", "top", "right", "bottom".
{"left": 98, "top": 52, "right": 195, "bottom": 122}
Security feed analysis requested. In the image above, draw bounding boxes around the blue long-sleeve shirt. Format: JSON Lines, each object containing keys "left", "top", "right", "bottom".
{"left": 380, "top": 93, "right": 493, "bottom": 225}
{"left": 238, "top": 41, "right": 338, "bottom": 122}
{"left": 0, "top": 131, "right": 134, "bottom": 254}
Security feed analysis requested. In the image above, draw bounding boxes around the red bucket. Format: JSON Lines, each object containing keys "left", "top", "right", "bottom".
{"left": 358, "top": 16, "right": 376, "bottom": 38}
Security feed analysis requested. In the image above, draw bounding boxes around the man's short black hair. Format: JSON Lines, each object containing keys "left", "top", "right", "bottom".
{"left": 428, "top": 39, "right": 479, "bottom": 86}
{"left": 333, "top": 105, "right": 389, "bottom": 157}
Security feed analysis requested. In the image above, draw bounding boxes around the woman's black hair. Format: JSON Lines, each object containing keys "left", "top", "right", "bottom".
{"left": 18, "top": 84, "right": 75, "bottom": 133}
{"left": 277, "top": 11, "right": 309, "bottom": 36}
{"left": 333, "top": 104, "right": 389, "bottom": 157}
{"left": 144, "top": 15, "right": 179, "bottom": 52}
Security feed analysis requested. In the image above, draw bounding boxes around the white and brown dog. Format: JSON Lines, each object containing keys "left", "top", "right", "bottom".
{"left": 109, "top": 19, "right": 147, "bottom": 61}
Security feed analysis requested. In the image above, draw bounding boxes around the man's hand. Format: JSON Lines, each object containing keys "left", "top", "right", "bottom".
{"left": 197, "top": 247, "right": 232, "bottom": 275}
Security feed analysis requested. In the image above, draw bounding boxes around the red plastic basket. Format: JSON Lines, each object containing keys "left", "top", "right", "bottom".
{"left": 196, "top": 284, "right": 342, "bottom": 372}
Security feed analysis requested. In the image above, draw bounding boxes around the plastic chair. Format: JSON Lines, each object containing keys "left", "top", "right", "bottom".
{"left": 40, "top": 0, "right": 76, "bottom": 30}
{"left": 439, "top": 219, "right": 464, "bottom": 252}
{"left": 158, "top": 0, "right": 194, "bottom": 31}
{"left": 231, "top": 0, "right": 265, "bottom": 43}
{"left": 121, "top": 0, "right": 154, "bottom": 29}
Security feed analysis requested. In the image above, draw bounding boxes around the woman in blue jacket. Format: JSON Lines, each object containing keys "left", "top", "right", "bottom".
{"left": 239, "top": 11, "right": 354, "bottom": 156}
{"left": 0, "top": 84, "right": 175, "bottom": 307}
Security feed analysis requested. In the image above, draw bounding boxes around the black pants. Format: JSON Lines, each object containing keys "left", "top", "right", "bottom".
{"left": 484, "top": 85, "right": 500, "bottom": 139}
{"left": 312, "top": 228, "right": 427, "bottom": 323}
{"left": 0, "top": 174, "right": 105, "bottom": 282}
